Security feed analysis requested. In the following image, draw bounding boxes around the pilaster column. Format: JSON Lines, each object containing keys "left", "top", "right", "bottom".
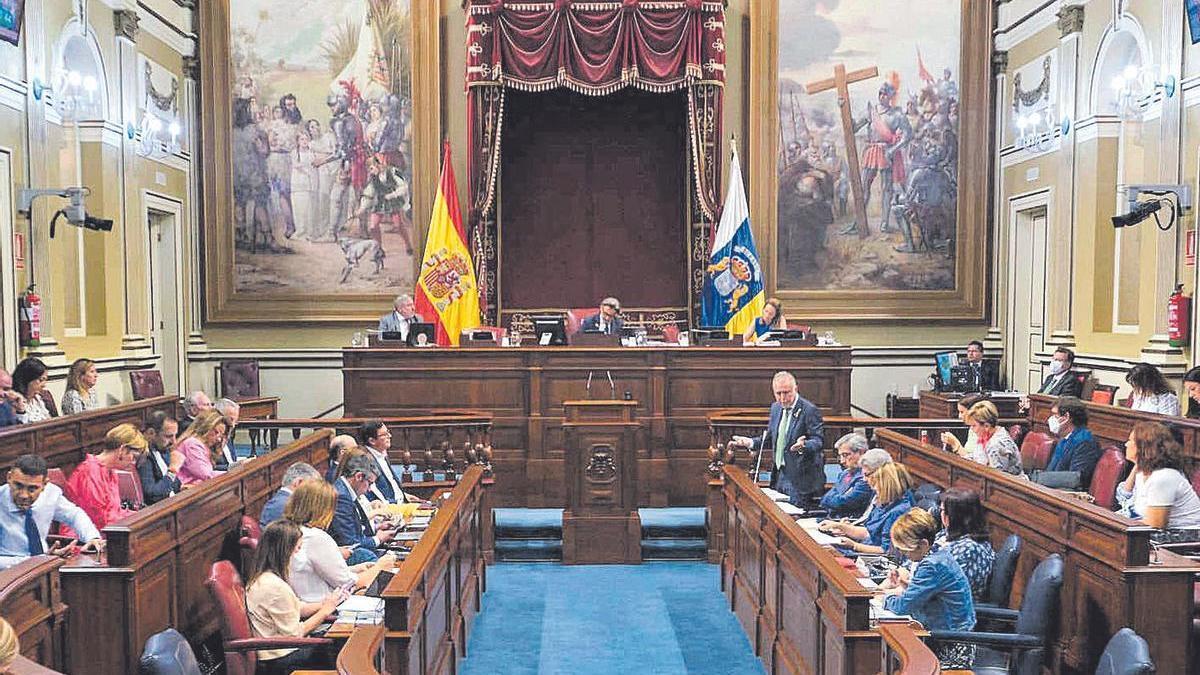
{"left": 985, "top": 49, "right": 1009, "bottom": 352}
{"left": 181, "top": 54, "right": 208, "bottom": 357}
{"left": 114, "top": 9, "right": 153, "bottom": 356}
{"left": 1044, "top": 4, "right": 1084, "bottom": 350}
{"left": 22, "top": 0, "right": 63, "bottom": 363}
{"left": 1143, "top": 0, "right": 1187, "bottom": 370}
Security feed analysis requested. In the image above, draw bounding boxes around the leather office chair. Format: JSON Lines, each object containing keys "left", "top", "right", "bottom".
{"left": 661, "top": 324, "right": 681, "bottom": 343}
{"left": 1094, "top": 628, "right": 1154, "bottom": 675}
{"left": 205, "top": 560, "right": 331, "bottom": 675}
{"left": 130, "top": 370, "right": 166, "bottom": 401}
{"left": 220, "top": 360, "right": 261, "bottom": 400}
{"left": 36, "top": 389, "right": 58, "bottom": 417}
{"left": 930, "top": 553, "right": 1064, "bottom": 675}
{"left": 565, "top": 308, "right": 593, "bottom": 337}
{"left": 1088, "top": 446, "right": 1127, "bottom": 510}
{"left": 980, "top": 533, "right": 1022, "bottom": 609}
{"left": 1090, "top": 384, "right": 1120, "bottom": 405}
{"left": 116, "top": 469, "right": 145, "bottom": 510}
{"left": 238, "top": 516, "right": 261, "bottom": 577}
{"left": 1019, "top": 432, "right": 1054, "bottom": 473}
{"left": 139, "top": 628, "right": 201, "bottom": 675}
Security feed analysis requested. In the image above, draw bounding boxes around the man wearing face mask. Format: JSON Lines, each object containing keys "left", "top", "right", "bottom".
{"left": 1037, "top": 347, "right": 1083, "bottom": 397}
{"left": 1037, "top": 397, "right": 1102, "bottom": 490}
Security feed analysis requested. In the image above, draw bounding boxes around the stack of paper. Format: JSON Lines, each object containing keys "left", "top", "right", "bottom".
{"left": 777, "top": 501, "right": 804, "bottom": 516}
{"left": 339, "top": 595, "right": 384, "bottom": 613}
{"left": 760, "top": 487, "right": 790, "bottom": 502}
{"left": 794, "top": 518, "right": 841, "bottom": 546}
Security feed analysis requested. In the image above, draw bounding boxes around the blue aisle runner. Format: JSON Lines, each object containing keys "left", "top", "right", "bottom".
{"left": 461, "top": 562, "right": 765, "bottom": 675}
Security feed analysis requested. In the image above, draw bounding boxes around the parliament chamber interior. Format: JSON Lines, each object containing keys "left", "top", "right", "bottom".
{"left": 0, "top": 0, "right": 1196, "bottom": 673}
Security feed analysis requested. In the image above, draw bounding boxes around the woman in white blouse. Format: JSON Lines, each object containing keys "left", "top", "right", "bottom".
{"left": 283, "top": 478, "right": 390, "bottom": 602}
{"left": 11, "top": 358, "right": 52, "bottom": 424}
{"left": 60, "top": 358, "right": 100, "bottom": 415}
{"left": 1117, "top": 421, "right": 1200, "bottom": 543}
{"left": 1126, "top": 362, "right": 1181, "bottom": 416}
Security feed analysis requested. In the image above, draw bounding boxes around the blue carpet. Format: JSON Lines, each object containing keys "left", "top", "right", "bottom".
{"left": 461, "top": 563, "right": 764, "bottom": 675}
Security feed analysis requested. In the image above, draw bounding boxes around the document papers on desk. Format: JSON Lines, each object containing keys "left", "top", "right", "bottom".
{"left": 760, "top": 487, "right": 791, "bottom": 502}
{"left": 869, "top": 596, "right": 912, "bottom": 623}
{"left": 794, "top": 518, "right": 841, "bottom": 546}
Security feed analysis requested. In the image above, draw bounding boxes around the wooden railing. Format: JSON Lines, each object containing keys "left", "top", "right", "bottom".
{"left": 238, "top": 411, "right": 493, "bottom": 468}
{"left": 877, "top": 623, "right": 939, "bottom": 675}
{"left": 0, "top": 395, "right": 178, "bottom": 472}
{"left": 335, "top": 624, "right": 385, "bottom": 675}
{"left": 0, "top": 556, "right": 67, "bottom": 672}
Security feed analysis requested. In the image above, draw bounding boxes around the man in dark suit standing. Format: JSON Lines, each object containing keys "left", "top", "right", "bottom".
{"left": 965, "top": 340, "right": 1001, "bottom": 391}
{"left": 732, "top": 371, "right": 825, "bottom": 506}
{"left": 579, "top": 297, "right": 624, "bottom": 335}
{"left": 330, "top": 450, "right": 397, "bottom": 564}
{"left": 1037, "top": 347, "right": 1084, "bottom": 397}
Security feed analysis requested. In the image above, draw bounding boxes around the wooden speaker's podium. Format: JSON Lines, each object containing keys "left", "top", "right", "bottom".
{"left": 561, "top": 400, "right": 642, "bottom": 564}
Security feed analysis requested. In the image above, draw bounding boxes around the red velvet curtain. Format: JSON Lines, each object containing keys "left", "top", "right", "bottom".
{"left": 465, "top": 0, "right": 725, "bottom": 321}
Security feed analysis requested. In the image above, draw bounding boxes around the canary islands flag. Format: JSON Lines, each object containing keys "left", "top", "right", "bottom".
{"left": 414, "top": 142, "right": 481, "bottom": 346}
{"left": 701, "top": 147, "right": 764, "bottom": 335}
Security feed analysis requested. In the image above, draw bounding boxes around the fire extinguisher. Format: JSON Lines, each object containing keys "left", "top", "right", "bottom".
{"left": 17, "top": 284, "right": 41, "bottom": 348}
{"left": 1168, "top": 284, "right": 1191, "bottom": 348}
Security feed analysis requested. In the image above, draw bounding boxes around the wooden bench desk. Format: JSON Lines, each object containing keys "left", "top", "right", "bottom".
{"left": 0, "top": 395, "right": 178, "bottom": 472}
{"left": 0, "top": 556, "right": 67, "bottom": 671}
{"left": 59, "top": 430, "right": 333, "bottom": 675}
{"left": 876, "top": 428, "right": 1198, "bottom": 674}
{"left": 716, "top": 464, "right": 889, "bottom": 674}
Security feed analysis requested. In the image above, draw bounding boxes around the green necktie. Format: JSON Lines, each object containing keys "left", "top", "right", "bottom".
{"left": 775, "top": 409, "right": 792, "bottom": 469}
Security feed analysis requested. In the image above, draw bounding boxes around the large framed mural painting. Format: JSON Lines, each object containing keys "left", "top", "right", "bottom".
{"left": 750, "top": 0, "right": 992, "bottom": 320}
{"left": 198, "top": 0, "right": 439, "bottom": 322}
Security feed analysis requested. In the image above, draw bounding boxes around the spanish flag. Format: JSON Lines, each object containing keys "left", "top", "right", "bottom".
{"left": 414, "top": 143, "right": 481, "bottom": 346}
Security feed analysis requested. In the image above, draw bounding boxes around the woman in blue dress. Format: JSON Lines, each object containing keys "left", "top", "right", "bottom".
{"left": 742, "top": 297, "right": 785, "bottom": 344}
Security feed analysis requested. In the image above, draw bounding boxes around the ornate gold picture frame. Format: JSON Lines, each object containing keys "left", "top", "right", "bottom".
{"left": 197, "top": 0, "right": 440, "bottom": 323}
{"left": 749, "top": 0, "right": 993, "bottom": 320}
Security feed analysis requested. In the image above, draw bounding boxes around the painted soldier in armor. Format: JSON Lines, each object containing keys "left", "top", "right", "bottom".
{"left": 853, "top": 80, "right": 912, "bottom": 233}
{"left": 315, "top": 83, "right": 368, "bottom": 240}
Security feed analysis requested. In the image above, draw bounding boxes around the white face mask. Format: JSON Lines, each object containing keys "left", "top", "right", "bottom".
{"left": 1049, "top": 360, "right": 1065, "bottom": 375}
{"left": 1047, "top": 415, "right": 1062, "bottom": 435}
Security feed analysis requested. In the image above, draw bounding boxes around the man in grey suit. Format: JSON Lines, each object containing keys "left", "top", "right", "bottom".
{"left": 579, "top": 297, "right": 624, "bottom": 335}
{"left": 732, "top": 371, "right": 825, "bottom": 506}
{"left": 378, "top": 293, "right": 424, "bottom": 340}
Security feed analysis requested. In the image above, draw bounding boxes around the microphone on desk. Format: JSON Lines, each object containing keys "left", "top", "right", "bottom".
{"left": 606, "top": 370, "right": 615, "bottom": 399}
{"left": 753, "top": 429, "right": 768, "bottom": 481}
{"left": 586, "top": 370, "right": 594, "bottom": 397}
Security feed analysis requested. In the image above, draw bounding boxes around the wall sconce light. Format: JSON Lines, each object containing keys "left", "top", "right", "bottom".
{"left": 132, "top": 111, "right": 181, "bottom": 158}
{"left": 1014, "top": 105, "right": 1070, "bottom": 152}
{"left": 1111, "top": 64, "right": 1176, "bottom": 119}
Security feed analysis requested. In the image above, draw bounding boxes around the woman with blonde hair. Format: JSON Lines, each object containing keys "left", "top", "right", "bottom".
{"left": 61, "top": 358, "right": 100, "bottom": 415}
{"left": 175, "top": 409, "right": 229, "bottom": 486}
{"left": 284, "top": 479, "right": 385, "bottom": 602}
{"left": 64, "top": 423, "right": 144, "bottom": 530}
{"left": 818, "top": 461, "right": 915, "bottom": 554}
{"left": 880, "top": 508, "right": 976, "bottom": 668}
{"left": 742, "top": 297, "right": 786, "bottom": 344}
{"left": 945, "top": 400, "right": 1022, "bottom": 476}
{"left": 0, "top": 617, "right": 17, "bottom": 673}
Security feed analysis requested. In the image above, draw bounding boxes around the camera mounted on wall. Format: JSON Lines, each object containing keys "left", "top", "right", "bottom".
{"left": 17, "top": 187, "right": 114, "bottom": 238}
{"left": 1112, "top": 184, "right": 1192, "bottom": 230}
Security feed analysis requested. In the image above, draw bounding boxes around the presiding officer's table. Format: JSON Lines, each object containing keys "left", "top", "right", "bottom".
{"left": 343, "top": 345, "right": 852, "bottom": 507}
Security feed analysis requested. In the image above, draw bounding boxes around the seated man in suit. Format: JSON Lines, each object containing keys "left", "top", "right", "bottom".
{"left": 1037, "top": 347, "right": 1083, "bottom": 397}
{"left": 138, "top": 411, "right": 182, "bottom": 504}
{"left": 178, "top": 390, "right": 212, "bottom": 431}
{"left": 330, "top": 450, "right": 398, "bottom": 564}
{"left": 378, "top": 293, "right": 424, "bottom": 340}
{"left": 579, "top": 297, "right": 624, "bottom": 335}
{"left": 359, "top": 421, "right": 415, "bottom": 504}
{"left": 819, "top": 433, "right": 873, "bottom": 519}
{"left": 965, "top": 340, "right": 1001, "bottom": 391}
{"left": 0, "top": 454, "right": 102, "bottom": 569}
{"left": 213, "top": 398, "right": 243, "bottom": 470}
{"left": 1039, "top": 396, "right": 1103, "bottom": 490}
{"left": 325, "top": 434, "right": 358, "bottom": 483}
{"left": 731, "top": 371, "right": 825, "bottom": 506}
{"left": 259, "top": 462, "right": 321, "bottom": 528}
